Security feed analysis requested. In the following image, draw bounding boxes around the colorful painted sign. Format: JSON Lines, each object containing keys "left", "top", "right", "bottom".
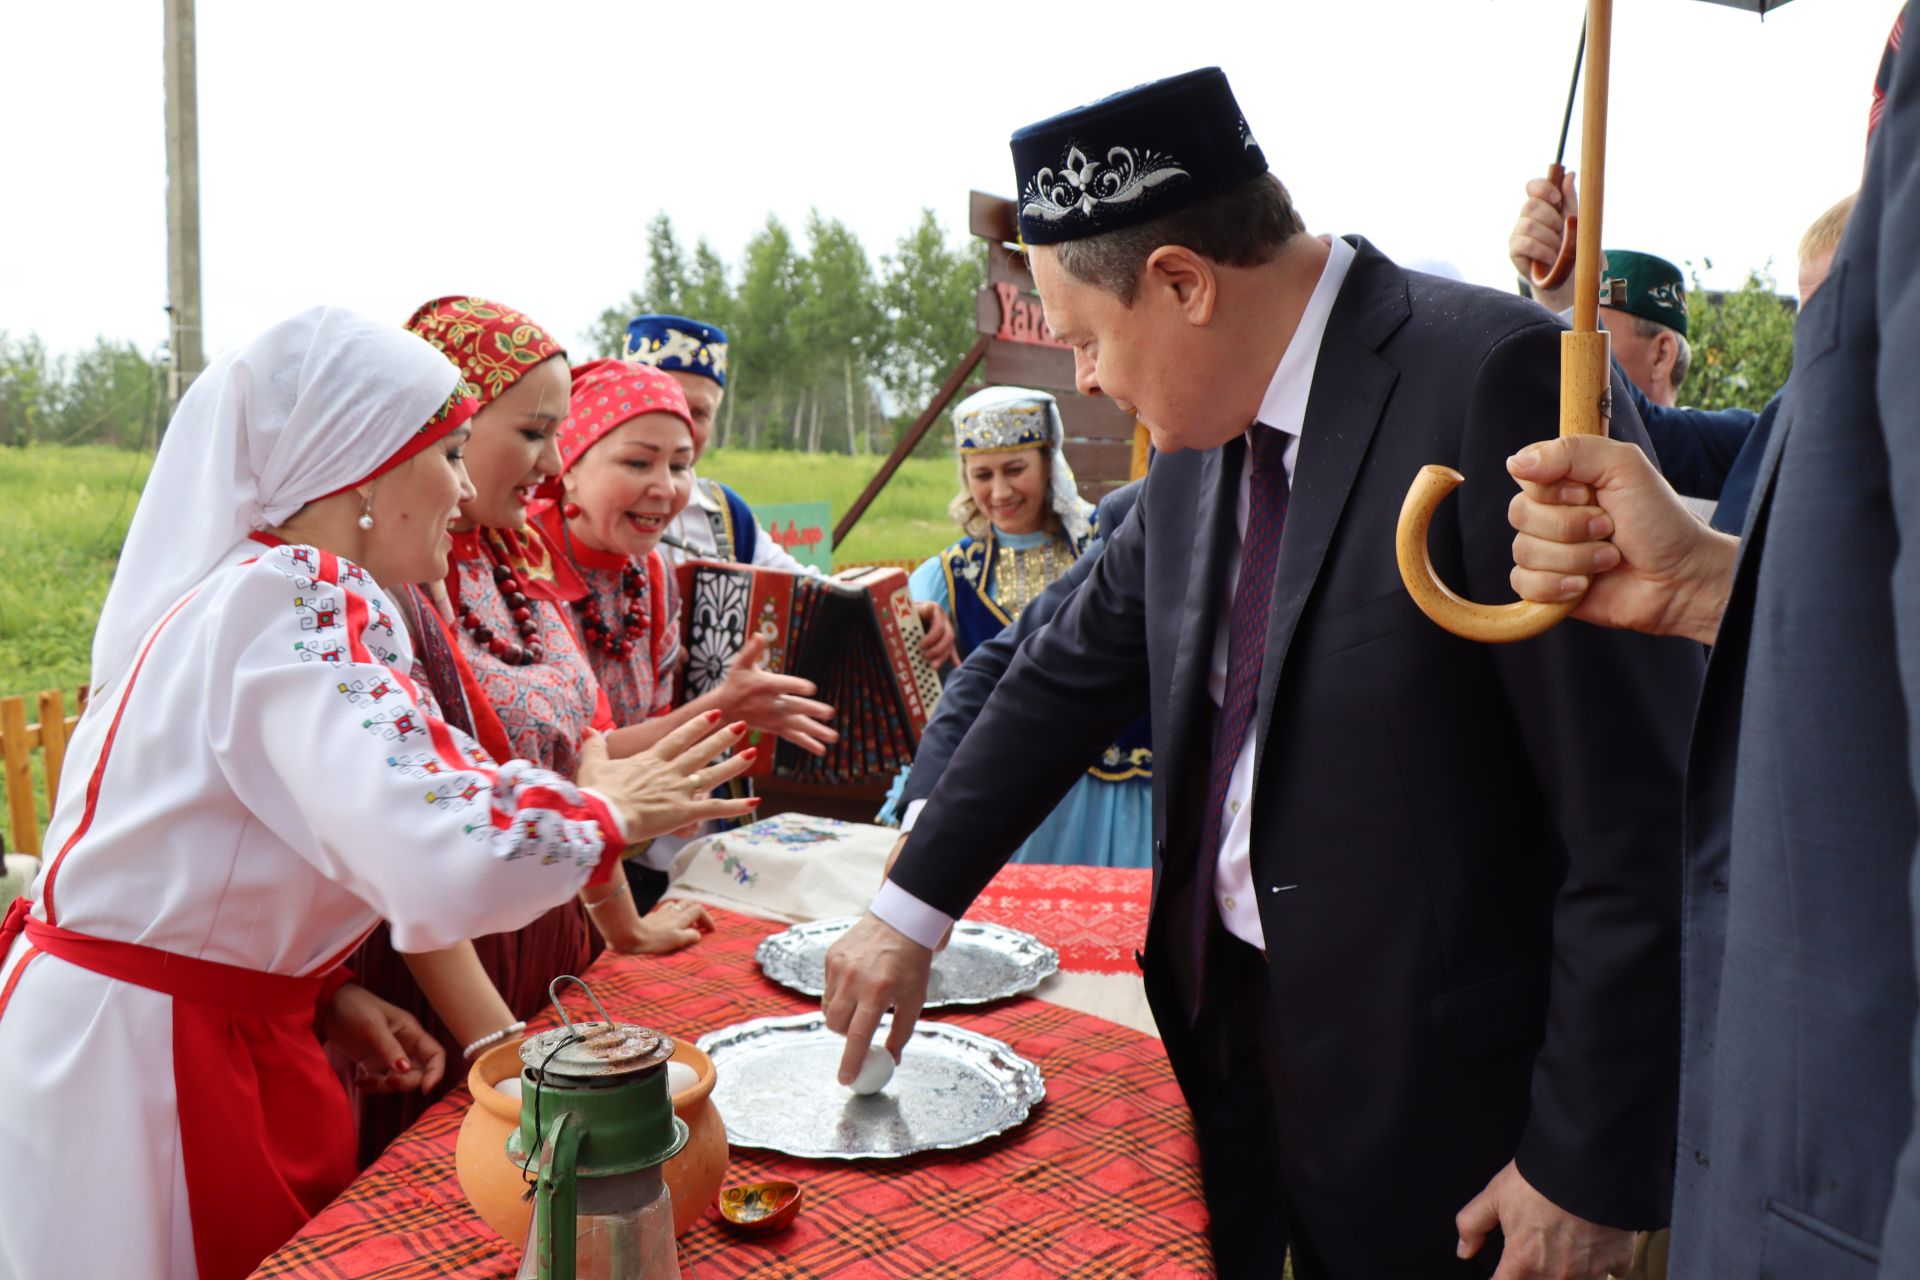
{"left": 753, "top": 501, "right": 833, "bottom": 572}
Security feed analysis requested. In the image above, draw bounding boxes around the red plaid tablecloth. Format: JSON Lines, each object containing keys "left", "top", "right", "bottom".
{"left": 253, "top": 896, "right": 1207, "bottom": 1279}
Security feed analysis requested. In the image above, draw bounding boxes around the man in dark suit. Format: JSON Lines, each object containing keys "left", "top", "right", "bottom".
{"left": 1504, "top": 13, "right": 1917, "bottom": 1274}
{"left": 824, "top": 68, "right": 1704, "bottom": 1279}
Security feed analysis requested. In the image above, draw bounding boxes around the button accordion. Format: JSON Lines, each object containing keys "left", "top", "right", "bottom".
{"left": 677, "top": 562, "right": 943, "bottom": 784}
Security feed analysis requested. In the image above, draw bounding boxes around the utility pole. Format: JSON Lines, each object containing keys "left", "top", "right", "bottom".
{"left": 163, "top": 0, "right": 204, "bottom": 416}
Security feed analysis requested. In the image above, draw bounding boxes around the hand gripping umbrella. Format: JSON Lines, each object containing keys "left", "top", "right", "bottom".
{"left": 1395, "top": 0, "right": 1792, "bottom": 644}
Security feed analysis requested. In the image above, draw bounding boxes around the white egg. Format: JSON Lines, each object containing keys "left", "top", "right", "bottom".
{"left": 665, "top": 1061, "right": 699, "bottom": 1101}
{"left": 849, "top": 1043, "right": 895, "bottom": 1096}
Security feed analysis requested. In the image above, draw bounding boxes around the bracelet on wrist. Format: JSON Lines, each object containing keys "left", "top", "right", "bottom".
{"left": 584, "top": 878, "right": 634, "bottom": 911}
{"left": 462, "top": 1020, "right": 527, "bottom": 1062}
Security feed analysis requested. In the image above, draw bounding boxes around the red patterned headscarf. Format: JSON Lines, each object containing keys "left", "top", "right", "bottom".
{"left": 403, "top": 296, "right": 567, "bottom": 407}
{"left": 407, "top": 297, "right": 583, "bottom": 607}
{"left": 559, "top": 360, "right": 696, "bottom": 473}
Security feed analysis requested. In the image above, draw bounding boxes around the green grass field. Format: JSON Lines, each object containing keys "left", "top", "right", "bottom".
{"left": 698, "top": 447, "right": 958, "bottom": 566}
{"left": 0, "top": 445, "right": 957, "bottom": 703}
{"left": 0, "top": 444, "right": 153, "bottom": 700}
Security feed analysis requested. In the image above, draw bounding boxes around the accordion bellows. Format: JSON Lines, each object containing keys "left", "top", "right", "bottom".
{"left": 679, "top": 563, "right": 944, "bottom": 784}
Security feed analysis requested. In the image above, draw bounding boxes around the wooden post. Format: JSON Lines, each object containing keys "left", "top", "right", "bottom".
{"left": 164, "top": 0, "right": 206, "bottom": 415}
{"left": 833, "top": 335, "right": 987, "bottom": 546}
{"left": 0, "top": 697, "right": 36, "bottom": 857}
{"left": 37, "top": 691, "right": 68, "bottom": 807}
{"left": 1130, "top": 424, "right": 1151, "bottom": 481}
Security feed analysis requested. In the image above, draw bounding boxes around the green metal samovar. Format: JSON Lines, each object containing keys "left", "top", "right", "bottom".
{"left": 509, "top": 977, "right": 687, "bottom": 1280}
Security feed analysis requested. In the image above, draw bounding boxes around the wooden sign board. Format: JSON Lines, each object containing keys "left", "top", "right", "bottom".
{"left": 752, "top": 501, "right": 833, "bottom": 572}
{"left": 969, "top": 190, "right": 1147, "bottom": 501}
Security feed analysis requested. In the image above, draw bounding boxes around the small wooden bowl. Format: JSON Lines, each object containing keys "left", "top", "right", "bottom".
{"left": 716, "top": 1180, "right": 803, "bottom": 1233}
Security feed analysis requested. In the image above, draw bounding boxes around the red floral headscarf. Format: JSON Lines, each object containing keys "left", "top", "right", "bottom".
{"left": 559, "top": 360, "right": 695, "bottom": 473}
{"left": 406, "top": 297, "right": 583, "bottom": 606}
{"left": 403, "top": 296, "right": 567, "bottom": 407}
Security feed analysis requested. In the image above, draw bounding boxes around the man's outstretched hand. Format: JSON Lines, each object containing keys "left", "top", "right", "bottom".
{"left": 822, "top": 912, "right": 935, "bottom": 1084}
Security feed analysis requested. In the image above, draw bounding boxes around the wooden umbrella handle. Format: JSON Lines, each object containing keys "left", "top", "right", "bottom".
{"left": 1394, "top": 329, "right": 1612, "bottom": 643}
{"left": 1395, "top": 0, "right": 1611, "bottom": 645}
{"left": 1529, "top": 163, "right": 1579, "bottom": 293}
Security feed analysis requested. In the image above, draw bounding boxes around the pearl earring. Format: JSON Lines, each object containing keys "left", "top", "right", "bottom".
{"left": 357, "top": 497, "right": 374, "bottom": 531}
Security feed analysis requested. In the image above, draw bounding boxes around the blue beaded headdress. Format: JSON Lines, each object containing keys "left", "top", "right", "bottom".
{"left": 624, "top": 314, "right": 729, "bottom": 388}
{"left": 952, "top": 386, "right": 1092, "bottom": 546}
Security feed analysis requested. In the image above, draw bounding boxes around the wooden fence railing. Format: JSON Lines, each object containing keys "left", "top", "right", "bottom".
{"left": 835, "top": 558, "right": 924, "bottom": 575}
{"left": 0, "top": 687, "right": 88, "bottom": 856}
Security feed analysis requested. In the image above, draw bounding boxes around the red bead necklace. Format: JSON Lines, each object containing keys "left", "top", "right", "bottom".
{"left": 575, "top": 562, "right": 647, "bottom": 659}
{"left": 461, "top": 562, "right": 546, "bottom": 666}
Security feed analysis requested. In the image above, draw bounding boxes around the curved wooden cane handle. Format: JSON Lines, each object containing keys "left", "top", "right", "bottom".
{"left": 1395, "top": 330, "right": 1612, "bottom": 644}
{"left": 1396, "top": 466, "right": 1574, "bottom": 644}
{"left": 1529, "top": 163, "right": 1578, "bottom": 292}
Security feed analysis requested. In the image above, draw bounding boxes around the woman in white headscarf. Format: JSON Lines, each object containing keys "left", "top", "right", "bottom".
{"left": 891, "top": 386, "right": 1151, "bottom": 869}
{"left": 0, "top": 308, "right": 756, "bottom": 1280}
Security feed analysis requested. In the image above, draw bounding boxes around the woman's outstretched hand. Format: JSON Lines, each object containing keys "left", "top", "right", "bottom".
{"left": 577, "top": 712, "right": 760, "bottom": 840}
{"left": 715, "top": 633, "right": 840, "bottom": 756}
{"left": 608, "top": 899, "right": 715, "bottom": 956}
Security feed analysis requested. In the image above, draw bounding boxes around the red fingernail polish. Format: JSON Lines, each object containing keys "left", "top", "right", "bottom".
{"left": 740, "top": 747, "right": 758, "bottom": 762}
{"left": 747, "top": 797, "right": 764, "bottom": 808}
{"left": 705, "top": 709, "right": 723, "bottom": 723}
{"left": 394, "top": 1058, "right": 410, "bottom": 1073}
{"left": 732, "top": 722, "right": 748, "bottom": 735}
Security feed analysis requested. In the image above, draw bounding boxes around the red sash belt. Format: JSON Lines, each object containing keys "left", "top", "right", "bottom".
{"left": 3, "top": 900, "right": 322, "bottom": 1013}
{"left": 0, "top": 897, "right": 358, "bottom": 1280}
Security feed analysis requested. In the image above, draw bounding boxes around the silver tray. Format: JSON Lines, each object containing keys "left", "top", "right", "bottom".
{"left": 755, "top": 917, "right": 1059, "bottom": 1008}
{"left": 697, "top": 1012, "right": 1045, "bottom": 1159}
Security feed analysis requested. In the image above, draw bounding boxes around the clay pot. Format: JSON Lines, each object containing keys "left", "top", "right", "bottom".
{"left": 455, "top": 1035, "right": 730, "bottom": 1240}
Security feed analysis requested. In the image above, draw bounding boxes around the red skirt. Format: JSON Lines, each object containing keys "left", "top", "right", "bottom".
{"left": 348, "top": 899, "right": 596, "bottom": 1164}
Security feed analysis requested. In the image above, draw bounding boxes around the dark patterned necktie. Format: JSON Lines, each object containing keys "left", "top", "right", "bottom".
{"left": 1191, "top": 427, "right": 1290, "bottom": 999}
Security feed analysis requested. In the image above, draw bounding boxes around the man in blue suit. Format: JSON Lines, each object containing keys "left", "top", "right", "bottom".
{"left": 1503, "top": 12, "right": 1917, "bottom": 1271}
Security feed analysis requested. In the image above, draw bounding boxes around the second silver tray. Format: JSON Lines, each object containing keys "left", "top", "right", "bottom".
{"left": 697, "top": 1012, "right": 1045, "bottom": 1159}
{"left": 755, "top": 917, "right": 1059, "bottom": 1008}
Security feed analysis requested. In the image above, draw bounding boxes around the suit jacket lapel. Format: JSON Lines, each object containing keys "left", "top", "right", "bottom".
{"left": 1252, "top": 238, "right": 1408, "bottom": 766}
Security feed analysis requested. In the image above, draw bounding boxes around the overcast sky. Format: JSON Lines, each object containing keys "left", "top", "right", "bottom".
{"left": 0, "top": 0, "right": 1898, "bottom": 362}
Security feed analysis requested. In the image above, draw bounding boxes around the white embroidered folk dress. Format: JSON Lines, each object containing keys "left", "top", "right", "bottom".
{"left": 0, "top": 543, "right": 623, "bottom": 1280}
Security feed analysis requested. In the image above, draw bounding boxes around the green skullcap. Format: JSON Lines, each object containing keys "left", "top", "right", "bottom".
{"left": 1603, "top": 249, "right": 1689, "bottom": 334}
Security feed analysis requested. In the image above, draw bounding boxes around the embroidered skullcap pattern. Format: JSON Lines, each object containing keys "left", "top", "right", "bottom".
{"left": 557, "top": 359, "right": 695, "bottom": 474}
{"left": 404, "top": 296, "right": 567, "bottom": 407}
{"left": 625, "top": 314, "right": 730, "bottom": 388}
{"left": 1010, "top": 67, "right": 1268, "bottom": 246}
{"left": 1601, "top": 250, "right": 1689, "bottom": 334}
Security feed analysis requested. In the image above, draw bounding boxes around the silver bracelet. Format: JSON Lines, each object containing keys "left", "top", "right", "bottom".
{"left": 462, "top": 1020, "right": 527, "bottom": 1062}
{"left": 583, "top": 878, "right": 634, "bottom": 911}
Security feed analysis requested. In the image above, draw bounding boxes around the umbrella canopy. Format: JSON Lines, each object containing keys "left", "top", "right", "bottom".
{"left": 1692, "top": 0, "right": 1795, "bottom": 11}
